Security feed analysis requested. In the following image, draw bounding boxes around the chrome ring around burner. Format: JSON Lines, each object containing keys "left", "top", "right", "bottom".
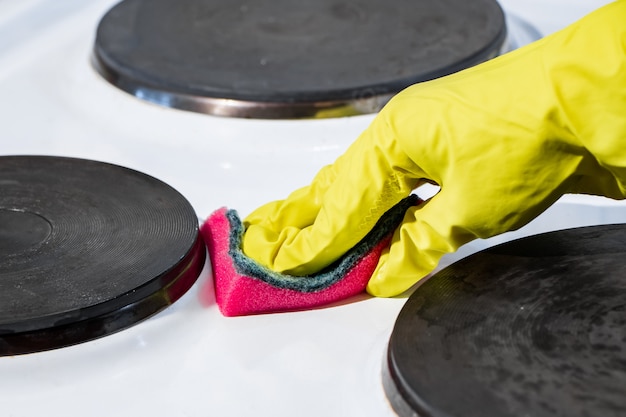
{"left": 92, "top": 11, "right": 540, "bottom": 120}
{"left": 501, "top": 13, "right": 543, "bottom": 52}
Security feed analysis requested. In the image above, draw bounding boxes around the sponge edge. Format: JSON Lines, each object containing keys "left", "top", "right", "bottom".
{"left": 201, "top": 195, "right": 420, "bottom": 316}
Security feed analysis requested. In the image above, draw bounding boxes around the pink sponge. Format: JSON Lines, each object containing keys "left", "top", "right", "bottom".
{"left": 201, "top": 195, "right": 419, "bottom": 316}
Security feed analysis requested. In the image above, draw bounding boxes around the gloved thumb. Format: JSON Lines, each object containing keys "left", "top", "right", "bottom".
{"left": 366, "top": 195, "right": 473, "bottom": 297}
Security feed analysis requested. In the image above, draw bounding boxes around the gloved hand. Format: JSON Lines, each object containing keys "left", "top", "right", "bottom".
{"left": 242, "top": 0, "right": 626, "bottom": 297}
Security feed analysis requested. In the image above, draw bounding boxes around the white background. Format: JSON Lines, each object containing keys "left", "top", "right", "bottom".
{"left": 0, "top": 1, "right": 619, "bottom": 416}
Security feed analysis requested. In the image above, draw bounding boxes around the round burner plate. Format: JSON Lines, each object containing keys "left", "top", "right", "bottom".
{"left": 384, "top": 224, "right": 626, "bottom": 417}
{"left": 94, "top": 0, "right": 507, "bottom": 118}
{"left": 0, "top": 156, "right": 205, "bottom": 355}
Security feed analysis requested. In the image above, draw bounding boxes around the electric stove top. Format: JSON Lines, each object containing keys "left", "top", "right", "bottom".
{"left": 0, "top": 155, "right": 204, "bottom": 355}
{"left": 94, "top": 0, "right": 508, "bottom": 118}
{"left": 0, "top": 1, "right": 621, "bottom": 416}
{"left": 385, "top": 224, "right": 626, "bottom": 417}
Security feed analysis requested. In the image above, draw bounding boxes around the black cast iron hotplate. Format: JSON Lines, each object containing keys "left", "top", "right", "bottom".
{"left": 93, "top": 0, "right": 506, "bottom": 118}
{"left": 0, "top": 156, "right": 205, "bottom": 355}
{"left": 384, "top": 224, "right": 626, "bottom": 417}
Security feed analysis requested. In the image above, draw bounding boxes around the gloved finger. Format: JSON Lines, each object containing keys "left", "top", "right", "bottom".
{"left": 242, "top": 112, "right": 423, "bottom": 275}
{"left": 366, "top": 161, "right": 580, "bottom": 297}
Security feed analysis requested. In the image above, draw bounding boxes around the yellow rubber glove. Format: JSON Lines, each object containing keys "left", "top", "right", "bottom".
{"left": 242, "top": 0, "right": 626, "bottom": 297}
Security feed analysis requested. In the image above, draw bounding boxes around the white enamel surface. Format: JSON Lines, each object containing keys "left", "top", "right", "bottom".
{"left": 0, "top": 1, "right": 620, "bottom": 416}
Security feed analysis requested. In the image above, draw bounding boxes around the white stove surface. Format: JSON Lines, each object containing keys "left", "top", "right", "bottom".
{"left": 0, "top": 1, "right": 620, "bottom": 416}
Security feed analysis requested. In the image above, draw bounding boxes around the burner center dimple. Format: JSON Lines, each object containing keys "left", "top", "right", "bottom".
{"left": 0, "top": 208, "right": 52, "bottom": 256}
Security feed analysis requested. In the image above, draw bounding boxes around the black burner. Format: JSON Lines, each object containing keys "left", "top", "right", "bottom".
{"left": 384, "top": 224, "right": 626, "bottom": 417}
{"left": 0, "top": 156, "right": 205, "bottom": 355}
{"left": 93, "top": 0, "right": 506, "bottom": 118}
